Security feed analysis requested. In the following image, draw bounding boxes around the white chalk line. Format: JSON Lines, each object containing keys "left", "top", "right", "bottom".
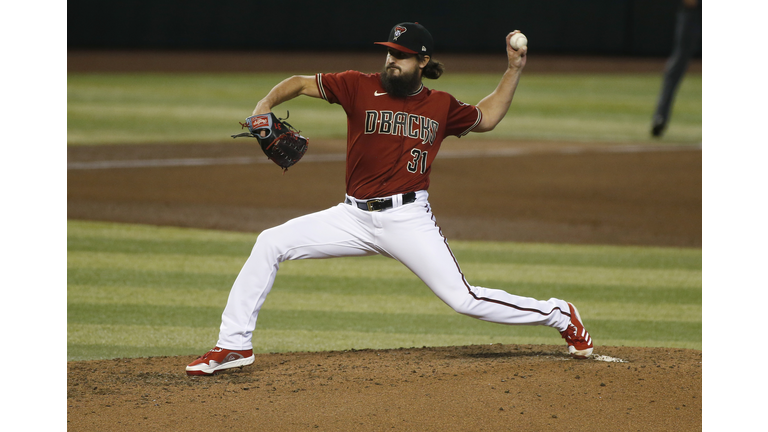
{"left": 592, "top": 355, "right": 628, "bottom": 363}
{"left": 67, "top": 144, "right": 701, "bottom": 170}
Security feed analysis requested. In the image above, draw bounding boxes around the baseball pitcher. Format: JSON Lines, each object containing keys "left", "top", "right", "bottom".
{"left": 187, "top": 22, "right": 593, "bottom": 376}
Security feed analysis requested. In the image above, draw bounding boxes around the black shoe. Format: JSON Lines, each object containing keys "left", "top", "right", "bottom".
{"left": 651, "top": 115, "right": 666, "bottom": 138}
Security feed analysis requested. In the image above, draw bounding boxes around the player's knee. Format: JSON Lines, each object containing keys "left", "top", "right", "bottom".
{"left": 251, "top": 227, "right": 286, "bottom": 259}
{"left": 255, "top": 226, "right": 279, "bottom": 244}
{"left": 443, "top": 294, "right": 478, "bottom": 317}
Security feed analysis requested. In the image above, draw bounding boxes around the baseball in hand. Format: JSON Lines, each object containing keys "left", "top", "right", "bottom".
{"left": 509, "top": 33, "right": 528, "bottom": 50}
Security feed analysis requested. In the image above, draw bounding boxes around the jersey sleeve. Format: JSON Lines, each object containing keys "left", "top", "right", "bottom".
{"left": 444, "top": 96, "right": 483, "bottom": 137}
{"left": 315, "top": 70, "right": 362, "bottom": 107}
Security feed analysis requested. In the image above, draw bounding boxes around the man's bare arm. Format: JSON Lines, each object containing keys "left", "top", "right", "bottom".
{"left": 253, "top": 75, "right": 321, "bottom": 115}
{"left": 474, "top": 31, "right": 528, "bottom": 133}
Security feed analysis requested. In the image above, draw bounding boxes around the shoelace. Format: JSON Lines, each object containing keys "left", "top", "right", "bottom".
{"left": 199, "top": 348, "right": 221, "bottom": 360}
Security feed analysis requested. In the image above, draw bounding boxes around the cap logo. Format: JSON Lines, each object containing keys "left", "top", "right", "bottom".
{"left": 393, "top": 26, "right": 407, "bottom": 40}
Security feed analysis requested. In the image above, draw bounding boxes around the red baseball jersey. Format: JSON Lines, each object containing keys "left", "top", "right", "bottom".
{"left": 316, "top": 70, "right": 482, "bottom": 199}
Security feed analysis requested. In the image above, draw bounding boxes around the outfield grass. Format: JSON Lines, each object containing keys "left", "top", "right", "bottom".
{"left": 67, "top": 73, "right": 702, "bottom": 145}
{"left": 67, "top": 220, "right": 702, "bottom": 361}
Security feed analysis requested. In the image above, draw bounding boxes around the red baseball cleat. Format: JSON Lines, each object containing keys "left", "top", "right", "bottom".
{"left": 560, "top": 302, "right": 594, "bottom": 359}
{"left": 186, "top": 347, "right": 255, "bottom": 376}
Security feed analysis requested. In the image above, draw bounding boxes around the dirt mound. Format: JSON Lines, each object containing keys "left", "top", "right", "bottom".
{"left": 67, "top": 344, "right": 701, "bottom": 431}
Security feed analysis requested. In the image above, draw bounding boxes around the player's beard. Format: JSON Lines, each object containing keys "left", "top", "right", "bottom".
{"left": 380, "top": 66, "right": 422, "bottom": 98}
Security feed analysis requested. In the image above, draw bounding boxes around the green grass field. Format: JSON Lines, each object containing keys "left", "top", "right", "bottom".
{"left": 67, "top": 72, "right": 702, "bottom": 145}
{"left": 67, "top": 220, "right": 701, "bottom": 361}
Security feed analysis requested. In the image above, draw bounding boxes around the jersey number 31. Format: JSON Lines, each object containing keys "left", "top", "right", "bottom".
{"left": 407, "top": 149, "right": 428, "bottom": 174}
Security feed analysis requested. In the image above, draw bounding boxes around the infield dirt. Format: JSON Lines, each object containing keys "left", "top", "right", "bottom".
{"left": 67, "top": 51, "right": 702, "bottom": 431}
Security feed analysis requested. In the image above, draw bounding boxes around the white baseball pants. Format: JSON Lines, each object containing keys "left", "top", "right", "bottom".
{"left": 217, "top": 190, "right": 572, "bottom": 350}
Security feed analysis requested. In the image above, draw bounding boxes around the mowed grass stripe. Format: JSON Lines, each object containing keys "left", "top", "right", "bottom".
{"left": 449, "top": 242, "right": 701, "bottom": 270}
{"left": 68, "top": 268, "right": 235, "bottom": 291}
{"left": 69, "top": 220, "right": 701, "bottom": 270}
{"left": 68, "top": 220, "right": 257, "bottom": 242}
{"left": 68, "top": 284, "right": 700, "bottom": 323}
{"left": 67, "top": 236, "right": 703, "bottom": 270}
{"left": 465, "top": 280, "right": 700, "bottom": 305}
{"left": 67, "top": 327, "right": 698, "bottom": 362}
{"left": 68, "top": 235, "right": 254, "bottom": 257}
{"left": 69, "top": 285, "right": 451, "bottom": 316}
{"left": 68, "top": 250, "right": 247, "bottom": 275}
{"left": 67, "top": 305, "right": 698, "bottom": 346}
{"left": 69, "top": 250, "right": 700, "bottom": 290}
{"left": 69, "top": 269, "right": 701, "bottom": 308}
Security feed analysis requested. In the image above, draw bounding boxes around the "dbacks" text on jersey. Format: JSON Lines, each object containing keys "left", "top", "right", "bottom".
{"left": 364, "top": 110, "right": 439, "bottom": 145}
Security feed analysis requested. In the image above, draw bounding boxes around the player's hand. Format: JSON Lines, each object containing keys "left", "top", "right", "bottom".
{"left": 506, "top": 31, "right": 527, "bottom": 71}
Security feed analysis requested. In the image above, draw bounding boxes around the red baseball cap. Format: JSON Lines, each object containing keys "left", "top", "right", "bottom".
{"left": 375, "top": 22, "right": 434, "bottom": 56}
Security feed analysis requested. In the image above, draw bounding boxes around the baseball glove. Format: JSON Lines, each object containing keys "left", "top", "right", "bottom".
{"left": 231, "top": 111, "right": 309, "bottom": 171}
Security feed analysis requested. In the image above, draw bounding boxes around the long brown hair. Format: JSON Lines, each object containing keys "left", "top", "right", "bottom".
{"left": 420, "top": 55, "right": 444, "bottom": 79}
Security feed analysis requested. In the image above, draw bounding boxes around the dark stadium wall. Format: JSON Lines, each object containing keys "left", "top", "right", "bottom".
{"left": 68, "top": 0, "right": 701, "bottom": 57}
